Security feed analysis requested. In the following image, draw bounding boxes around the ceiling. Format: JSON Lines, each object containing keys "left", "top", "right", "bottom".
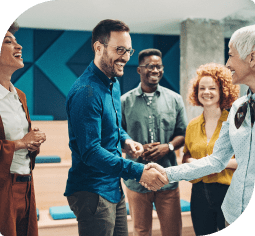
{"left": 12, "top": 0, "right": 255, "bottom": 37}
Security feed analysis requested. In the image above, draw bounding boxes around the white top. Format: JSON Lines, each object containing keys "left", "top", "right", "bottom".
{"left": 0, "top": 83, "right": 30, "bottom": 174}
{"left": 166, "top": 91, "right": 255, "bottom": 224}
{"left": 144, "top": 92, "right": 155, "bottom": 101}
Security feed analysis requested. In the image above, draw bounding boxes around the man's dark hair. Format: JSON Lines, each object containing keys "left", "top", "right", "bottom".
{"left": 138, "top": 49, "right": 162, "bottom": 65}
{"left": 91, "top": 19, "right": 130, "bottom": 52}
{"left": 8, "top": 21, "right": 19, "bottom": 35}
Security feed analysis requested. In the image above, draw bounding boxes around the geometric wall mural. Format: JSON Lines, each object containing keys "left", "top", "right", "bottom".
{"left": 13, "top": 27, "right": 212, "bottom": 120}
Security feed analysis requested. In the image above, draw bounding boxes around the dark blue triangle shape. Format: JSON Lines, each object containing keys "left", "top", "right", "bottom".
{"left": 154, "top": 35, "right": 180, "bottom": 58}
{"left": 67, "top": 36, "right": 94, "bottom": 65}
{"left": 159, "top": 76, "right": 177, "bottom": 93}
{"left": 34, "top": 65, "right": 67, "bottom": 120}
{"left": 68, "top": 63, "right": 90, "bottom": 78}
{"left": 118, "top": 66, "right": 140, "bottom": 95}
{"left": 34, "top": 29, "right": 64, "bottom": 61}
{"left": 11, "top": 62, "right": 33, "bottom": 84}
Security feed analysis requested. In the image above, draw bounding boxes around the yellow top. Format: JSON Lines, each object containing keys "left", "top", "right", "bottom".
{"left": 183, "top": 109, "right": 234, "bottom": 185}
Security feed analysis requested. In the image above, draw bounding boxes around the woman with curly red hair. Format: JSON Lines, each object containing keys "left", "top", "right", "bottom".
{"left": 182, "top": 63, "right": 239, "bottom": 235}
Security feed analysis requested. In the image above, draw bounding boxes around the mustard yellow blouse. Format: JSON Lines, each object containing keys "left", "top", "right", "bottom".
{"left": 183, "top": 109, "right": 234, "bottom": 185}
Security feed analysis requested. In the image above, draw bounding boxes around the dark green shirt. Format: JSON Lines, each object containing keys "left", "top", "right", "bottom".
{"left": 121, "top": 84, "right": 188, "bottom": 193}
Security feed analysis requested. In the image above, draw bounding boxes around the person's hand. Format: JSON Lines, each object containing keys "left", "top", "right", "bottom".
{"left": 139, "top": 164, "right": 169, "bottom": 191}
{"left": 140, "top": 163, "right": 169, "bottom": 190}
{"left": 21, "top": 128, "right": 46, "bottom": 149}
{"left": 124, "top": 139, "right": 144, "bottom": 159}
{"left": 142, "top": 142, "right": 160, "bottom": 152}
{"left": 141, "top": 143, "right": 170, "bottom": 162}
{"left": 27, "top": 140, "right": 44, "bottom": 152}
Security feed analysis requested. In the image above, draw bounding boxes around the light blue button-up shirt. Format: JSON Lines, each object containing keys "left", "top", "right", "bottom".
{"left": 166, "top": 90, "right": 255, "bottom": 224}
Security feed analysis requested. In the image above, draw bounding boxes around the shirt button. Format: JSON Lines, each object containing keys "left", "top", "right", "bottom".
{"left": 149, "top": 129, "right": 151, "bottom": 131}
{"left": 149, "top": 116, "right": 151, "bottom": 119}
{"left": 116, "top": 111, "right": 117, "bottom": 113}
{"left": 147, "top": 103, "right": 150, "bottom": 105}
{"left": 117, "top": 146, "right": 118, "bottom": 149}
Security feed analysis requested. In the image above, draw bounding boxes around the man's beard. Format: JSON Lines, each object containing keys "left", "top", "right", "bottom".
{"left": 99, "top": 49, "right": 125, "bottom": 78}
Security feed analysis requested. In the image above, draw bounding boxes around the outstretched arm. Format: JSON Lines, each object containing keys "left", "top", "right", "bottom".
{"left": 141, "top": 117, "right": 234, "bottom": 189}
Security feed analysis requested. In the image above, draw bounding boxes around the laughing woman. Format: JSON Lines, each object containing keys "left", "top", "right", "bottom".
{"left": 182, "top": 63, "right": 239, "bottom": 235}
{"left": 0, "top": 22, "right": 46, "bottom": 236}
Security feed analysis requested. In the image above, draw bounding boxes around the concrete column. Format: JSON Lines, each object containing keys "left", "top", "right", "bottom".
{"left": 180, "top": 19, "right": 225, "bottom": 121}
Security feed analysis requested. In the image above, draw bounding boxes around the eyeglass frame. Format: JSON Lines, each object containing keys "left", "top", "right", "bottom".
{"left": 139, "top": 64, "right": 164, "bottom": 71}
{"left": 103, "top": 43, "right": 135, "bottom": 56}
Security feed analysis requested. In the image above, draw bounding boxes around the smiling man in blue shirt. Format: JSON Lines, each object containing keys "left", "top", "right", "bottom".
{"left": 64, "top": 19, "right": 168, "bottom": 236}
{"left": 142, "top": 25, "right": 255, "bottom": 227}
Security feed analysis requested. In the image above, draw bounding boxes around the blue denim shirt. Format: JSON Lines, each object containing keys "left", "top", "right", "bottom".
{"left": 64, "top": 61, "right": 144, "bottom": 203}
{"left": 166, "top": 89, "right": 255, "bottom": 224}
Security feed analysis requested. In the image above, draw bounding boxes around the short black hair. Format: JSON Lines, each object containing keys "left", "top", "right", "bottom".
{"left": 8, "top": 21, "right": 19, "bottom": 35}
{"left": 91, "top": 19, "right": 130, "bottom": 52}
{"left": 138, "top": 48, "right": 162, "bottom": 65}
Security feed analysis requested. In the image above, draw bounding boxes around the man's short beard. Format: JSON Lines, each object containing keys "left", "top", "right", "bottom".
{"left": 100, "top": 49, "right": 118, "bottom": 78}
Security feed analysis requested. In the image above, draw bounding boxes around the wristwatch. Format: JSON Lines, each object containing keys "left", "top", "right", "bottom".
{"left": 168, "top": 142, "right": 174, "bottom": 152}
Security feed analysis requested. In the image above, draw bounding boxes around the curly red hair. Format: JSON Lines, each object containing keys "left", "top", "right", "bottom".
{"left": 188, "top": 63, "right": 239, "bottom": 110}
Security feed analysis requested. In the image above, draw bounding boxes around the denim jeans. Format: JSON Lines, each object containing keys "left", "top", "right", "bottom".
{"left": 67, "top": 191, "right": 128, "bottom": 236}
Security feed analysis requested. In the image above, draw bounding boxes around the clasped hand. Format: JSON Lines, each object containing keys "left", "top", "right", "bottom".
{"left": 21, "top": 127, "right": 46, "bottom": 152}
{"left": 139, "top": 163, "right": 169, "bottom": 191}
{"left": 141, "top": 142, "right": 169, "bottom": 162}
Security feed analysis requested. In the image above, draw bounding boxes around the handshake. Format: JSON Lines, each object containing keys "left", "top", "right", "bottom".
{"left": 124, "top": 139, "right": 169, "bottom": 191}
{"left": 139, "top": 163, "right": 169, "bottom": 191}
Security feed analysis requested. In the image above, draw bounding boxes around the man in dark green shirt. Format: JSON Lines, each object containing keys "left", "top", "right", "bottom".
{"left": 121, "top": 48, "right": 188, "bottom": 236}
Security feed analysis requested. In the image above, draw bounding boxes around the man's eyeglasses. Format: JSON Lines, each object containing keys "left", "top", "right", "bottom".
{"left": 139, "top": 64, "right": 164, "bottom": 71}
{"left": 104, "top": 44, "right": 135, "bottom": 56}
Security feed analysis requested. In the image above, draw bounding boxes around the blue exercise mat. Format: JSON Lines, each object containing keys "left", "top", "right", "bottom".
{"left": 36, "top": 208, "right": 39, "bottom": 221}
{"left": 180, "top": 199, "right": 191, "bottom": 212}
{"left": 30, "top": 115, "right": 54, "bottom": 121}
{"left": 49, "top": 205, "right": 75, "bottom": 220}
{"left": 35, "top": 156, "right": 61, "bottom": 163}
{"left": 50, "top": 200, "right": 190, "bottom": 220}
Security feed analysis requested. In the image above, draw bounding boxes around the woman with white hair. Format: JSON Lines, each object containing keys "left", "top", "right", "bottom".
{"left": 142, "top": 25, "right": 255, "bottom": 227}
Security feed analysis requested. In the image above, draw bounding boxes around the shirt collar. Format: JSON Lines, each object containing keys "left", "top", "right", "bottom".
{"left": 200, "top": 109, "right": 229, "bottom": 124}
{"left": 0, "top": 82, "right": 17, "bottom": 99}
{"left": 247, "top": 88, "right": 255, "bottom": 101}
{"left": 135, "top": 83, "right": 161, "bottom": 97}
{"left": 89, "top": 60, "right": 117, "bottom": 88}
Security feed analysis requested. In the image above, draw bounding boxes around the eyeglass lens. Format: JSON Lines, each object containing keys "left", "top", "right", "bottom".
{"left": 147, "top": 64, "right": 164, "bottom": 70}
{"left": 117, "top": 47, "right": 134, "bottom": 56}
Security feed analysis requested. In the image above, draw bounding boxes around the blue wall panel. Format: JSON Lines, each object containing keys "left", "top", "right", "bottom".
{"left": 14, "top": 66, "right": 34, "bottom": 114}
{"left": 34, "top": 66, "right": 67, "bottom": 120}
{"left": 15, "top": 29, "right": 34, "bottom": 62}
{"left": 14, "top": 28, "right": 182, "bottom": 120}
{"left": 35, "top": 31, "right": 91, "bottom": 97}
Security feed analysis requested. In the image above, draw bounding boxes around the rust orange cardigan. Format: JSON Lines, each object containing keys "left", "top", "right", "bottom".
{"left": 0, "top": 88, "right": 39, "bottom": 236}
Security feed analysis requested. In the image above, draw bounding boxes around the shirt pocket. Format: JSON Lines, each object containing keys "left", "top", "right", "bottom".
{"left": 160, "top": 112, "right": 176, "bottom": 131}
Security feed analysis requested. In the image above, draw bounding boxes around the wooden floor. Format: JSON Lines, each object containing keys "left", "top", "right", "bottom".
{"left": 32, "top": 121, "right": 195, "bottom": 236}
